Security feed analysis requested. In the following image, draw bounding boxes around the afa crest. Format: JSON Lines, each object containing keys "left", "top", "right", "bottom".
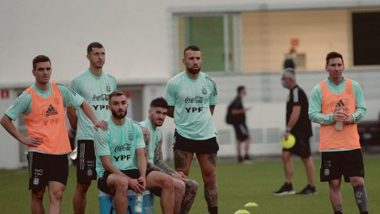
{"left": 202, "top": 87, "right": 207, "bottom": 95}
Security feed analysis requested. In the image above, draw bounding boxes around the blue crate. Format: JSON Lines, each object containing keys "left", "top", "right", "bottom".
{"left": 99, "top": 190, "right": 154, "bottom": 214}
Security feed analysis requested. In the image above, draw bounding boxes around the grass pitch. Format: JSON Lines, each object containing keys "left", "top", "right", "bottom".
{"left": 0, "top": 154, "right": 379, "bottom": 213}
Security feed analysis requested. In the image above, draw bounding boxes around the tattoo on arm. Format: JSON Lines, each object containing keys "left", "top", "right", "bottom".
{"left": 153, "top": 139, "right": 175, "bottom": 174}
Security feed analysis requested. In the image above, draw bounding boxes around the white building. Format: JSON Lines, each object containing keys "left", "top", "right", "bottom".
{"left": 1, "top": 0, "right": 380, "bottom": 168}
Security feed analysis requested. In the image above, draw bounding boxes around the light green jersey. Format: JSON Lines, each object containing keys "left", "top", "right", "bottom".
{"left": 5, "top": 82, "right": 83, "bottom": 120}
{"left": 94, "top": 118, "right": 145, "bottom": 177}
{"left": 165, "top": 71, "right": 218, "bottom": 140}
{"left": 139, "top": 119, "right": 162, "bottom": 164}
{"left": 71, "top": 69, "right": 117, "bottom": 141}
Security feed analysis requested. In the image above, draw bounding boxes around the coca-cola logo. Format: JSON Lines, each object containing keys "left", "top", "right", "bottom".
{"left": 113, "top": 143, "right": 131, "bottom": 153}
{"left": 184, "top": 96, "right": 208, "bottom": 104}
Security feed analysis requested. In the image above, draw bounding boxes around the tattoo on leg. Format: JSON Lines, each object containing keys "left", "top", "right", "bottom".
{"left": 180, "top": 180, "right": 198, "bottom": 214}
{"left": 204, "top": 182, "right": 218, "bottom": 208}
{"left": 174, "top": 150, "right": 190, "bottom": 171}
{"left": 353, "top": 185, "right": 368, "bottom": 213}
{"left": 207, "top": 153, "right": 217, "bottom": 166}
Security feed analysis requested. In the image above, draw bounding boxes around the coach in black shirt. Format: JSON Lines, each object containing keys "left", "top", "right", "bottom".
{"left": 273, "top": 68, "right": 317, "bottom": 196}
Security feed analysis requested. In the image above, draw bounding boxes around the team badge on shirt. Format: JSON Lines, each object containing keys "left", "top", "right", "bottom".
{"left": 106, "top": 84, "right": 111, "bottom": 93}
{"left": 128, "top": 132, "right": 134, "bottom": 141}
{"left": 202, "top": 87, "right": 207, "bottom": 95}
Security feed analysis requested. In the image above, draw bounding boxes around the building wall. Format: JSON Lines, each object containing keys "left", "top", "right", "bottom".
{"left": 1, "top": 0, "right": 380, "bottom": 168}
{"left": 1, "top": 0, "right": 380, "bottom": 87}
{"left": 242, "top": 9, "right": 352, "bottom": 72}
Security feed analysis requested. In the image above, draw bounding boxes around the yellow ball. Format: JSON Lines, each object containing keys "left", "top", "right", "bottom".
{"left": 280, "top": 134, "right": 296, "bottom": 149}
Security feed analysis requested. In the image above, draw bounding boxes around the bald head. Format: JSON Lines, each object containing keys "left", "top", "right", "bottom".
{"left": 282, "top": 68, "right": 296, "bottom": 81}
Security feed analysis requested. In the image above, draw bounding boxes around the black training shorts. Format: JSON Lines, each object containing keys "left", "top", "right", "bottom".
{"left": 98, "top": 169, "right": 153, "bottom": 195}
{"left": 320, "top": 149, "right": 364, "bottom": 182}
{"left": 283, "top": 135, "right": 311, "bottom": 158}
{"left": 27, "top": 152, "right": 68, "bottom": 191}
{"left": 232, "top": 123, "right": 250, "bottom": 142}
{"left": 173, "top": 131, "right": 219, "bottom": 154}
{"left": 77, "top": 140, "right": 97, "bottom": 183}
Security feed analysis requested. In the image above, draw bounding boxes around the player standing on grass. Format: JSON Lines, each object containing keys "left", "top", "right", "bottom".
{"left": 309, "top": 52, "right": 368, "bottom": 214}
{"left": 165, "top": 45, "right": 219, "bottom": 214}
{"left": 67, "top": 42, "right": 117, "bottom": 214}
{"left": 0, "top": 55, "right": 106, "bottom": 214}
{"left": 140, "top": 97, "right": 198, "bottom": 214}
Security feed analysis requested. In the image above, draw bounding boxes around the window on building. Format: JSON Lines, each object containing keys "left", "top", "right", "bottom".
{"left": 176, "top": 14, "right": 241, "bottom": 72}
{"left": 352, "top": 12, "right": 380, "bottom": 66}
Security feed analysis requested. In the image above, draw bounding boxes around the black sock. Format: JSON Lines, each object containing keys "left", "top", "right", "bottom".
{"left": 333, "top": 204, "right": 343, "bottom": 214}
{"left": 208, "top": 206, "right": 218, "bottom": 214}
{"left": 353, "top": 185, "right": 368, "bottom": 213}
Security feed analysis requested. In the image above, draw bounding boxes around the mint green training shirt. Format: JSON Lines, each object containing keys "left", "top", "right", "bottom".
{"left": 5, "top": 83, "right": 84, "bottom": 120}
{"left": 165, "top": 71, "right": 218, "bottom": 140}
{"left": 71, "top": 69, "right": 117, "bottom": 141}
{"left": 308, "top": 78, "right": 366, "bottom": 125}
{"left": 94, "top": 118, "right": 145, "bottom": 177}
{"left": 139, "top": 119, "right": 161, "bottom": 164}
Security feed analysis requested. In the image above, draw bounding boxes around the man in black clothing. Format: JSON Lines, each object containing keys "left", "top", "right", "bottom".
{"left": 229, "top": 86, "right": 252, "bottom": 163}
{"left": 273, "top": 68, "right": 317, "bottom": 195}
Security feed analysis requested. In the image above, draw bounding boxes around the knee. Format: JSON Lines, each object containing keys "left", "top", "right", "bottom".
{"left": 351, "top": 177, "right": 365, "bottom": 187}
{"left": 32, "top": 190, "right": 44, "bottom": 201}
{"left": 186, "top": 180, "right": 198, "bottom": 194}
{"left": 175, "top": 181, "right": 186, "bottom": 197}
{"left": 50, "top": 189, "right": 64, "bottom": 202}
{"left": 77, "top": 182, "right": 91, "bottom": 193}
{"left": 114, "top": 177, "right": 129, "bottom": 192}
{"left": 329, "top": 180, "right": 341, "bottom": 190}
{"left": 161, "top": 176, "right": 175, "bottom": 191}
{"left": 203, "top": 171, "right": 216, "bottom": 184}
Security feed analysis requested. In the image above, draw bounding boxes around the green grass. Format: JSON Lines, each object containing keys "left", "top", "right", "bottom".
{"left": 0, "top": 155, "right": 379, "bottom": 213}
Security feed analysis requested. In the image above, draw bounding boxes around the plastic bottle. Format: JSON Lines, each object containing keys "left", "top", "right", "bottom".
{"left": 135, "top": 192, "right": 143, "bottom": 213}
{"left": 335, "top": 121, "right": 343, "bottom": 131}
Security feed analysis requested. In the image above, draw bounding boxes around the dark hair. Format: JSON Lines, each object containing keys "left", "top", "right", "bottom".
{"left": 32, "top": 55, "right": 51, "bottom": 70}
{"left": 237, "top": 85, "right": 245, "bottom": 93}
{"left": 184, "top": 45, "right": 201, "bottom": 56}
{"left": 87, "top": 42, "right": 104, "bottom": 54}
{"left": 326, "top": 51, "right": 344, "bottom": 65}
{"left": 108, "top": 90, "right": 126, "bottom": 103}
{"left": 150, "top": 97, "right": 169, "bottom": 109}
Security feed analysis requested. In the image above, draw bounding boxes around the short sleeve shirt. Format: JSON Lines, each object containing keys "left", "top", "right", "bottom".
{"left": 71, "top": 70, "right": 117, "bottom": 141}
{"left": 230, "top": 96, "right": 245, "bottom": 124}
{"left": 139, "top": 119, "right": 162, "bottom": 164}
{"left": 165, "top": 72, "right": 218, "bottom": 140}
{"left": 286, "top": 85, "right": 312, "bottom": 138}
{"left": 94, "top": 118, "right": 145, "bottom": 177}
{"left": 5, "top": 83, "right": 84, "bottom": 120}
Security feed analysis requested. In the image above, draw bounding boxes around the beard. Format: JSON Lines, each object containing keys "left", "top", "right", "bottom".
{"left": 187, "top": 66, "right": 200, "bottom": 75}
{"left": 112, "top": 109, "right": 127, "bottom": 120}
{"left": 153, "top": 119, "right": 163, "bottom": 127}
